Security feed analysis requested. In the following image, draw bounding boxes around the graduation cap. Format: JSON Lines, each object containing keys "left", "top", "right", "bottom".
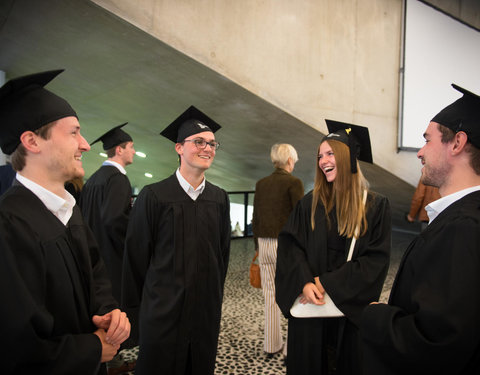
{"left": 323, "top": 119, "right": 373, "bottom": 173}
{"left": 160, "top": 105, "right": 221, "bottom": 143}
{"left": 90, "top": 123, "right": 133, "bottom": 150}
{"left": 0, "top": 69, "right": 77, "bottom": 155}
{"left": 431, "top": 84, "right": 480, "bottom": 148}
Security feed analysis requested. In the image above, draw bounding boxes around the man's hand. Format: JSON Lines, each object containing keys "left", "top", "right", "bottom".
{"left": 93, "top": 328, "right": 120, "bottom": 363}
{"left": 92, "top": 309, "right": 130, "bottom": 346}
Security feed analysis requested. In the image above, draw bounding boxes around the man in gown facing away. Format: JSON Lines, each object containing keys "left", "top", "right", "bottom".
{"left": 361, "top": 84, "right": 480, "bottom": 374}
{"left": 122, "top": 105, "right": 231, "bottom": 375}
{"left": 0, "top": 70, "right": 130, "bottom": 374}
{"left": 80, "top": 123, "right": 135, "bottom": 304}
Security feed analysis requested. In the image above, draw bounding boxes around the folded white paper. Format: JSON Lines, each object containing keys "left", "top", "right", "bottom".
{"left": 290, "top": 293, "right": 344, "bottom": 318}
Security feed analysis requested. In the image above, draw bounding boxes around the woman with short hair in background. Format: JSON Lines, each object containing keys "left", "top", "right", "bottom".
{"left": 252, "top": 143, "right": 304, "bottom": 358}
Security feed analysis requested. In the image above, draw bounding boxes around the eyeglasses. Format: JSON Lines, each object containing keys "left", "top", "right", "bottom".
{"left": 183, "top": 138, "right": 220, "bottom": 150}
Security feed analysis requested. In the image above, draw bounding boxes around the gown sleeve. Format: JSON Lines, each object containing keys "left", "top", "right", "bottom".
{"left": 360, "top": 215, "right": 480, "bottom": 374}
{"left": 220, "top": 190, "right": 231, "bottom": 284}
{"left": 84, "top": 221, "right": 119, "bottom": 314}
{"left": 275, "top": 197, "right": 315, "bottom": 318}
{"left": 319, "top": 194, "right": 391, "bottom": 326}
{"left": 67, "top": 206, "right": 118, "bottom": 315}
{"left": 121, "top": 186, "right": 156, "bottom": 344}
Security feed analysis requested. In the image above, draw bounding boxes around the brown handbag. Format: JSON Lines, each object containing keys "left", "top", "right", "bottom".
{"left": 249, "top": 252, "right": 261, "bottom": 288}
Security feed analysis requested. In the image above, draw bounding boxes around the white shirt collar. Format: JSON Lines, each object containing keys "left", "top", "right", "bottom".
{"left": 16, "top": 173, "right": 76, "bottom": 226}
{"left": 426, "top": 185, "right": 480, "bottom": 224}
{"left": 103, "top": 160, "right": 126, "bottom": 175}
{"left": 175, "top": 168, "right": 205, "bottom": 201}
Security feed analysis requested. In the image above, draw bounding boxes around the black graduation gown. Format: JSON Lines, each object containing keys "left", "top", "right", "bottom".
{"left": 361, "top": 191, "right": 480, "bottom": 375}
{"left": 122, "top": 174, "right": 231, "bottom": 375}
{"left": 80, "top": 165, "right": 132, "bottom": 302}
{"left": 0, "top": 182, "right": 118, "bottom": 374}
{"left": 275, "top": 191, "right": 391, "bottom": 375}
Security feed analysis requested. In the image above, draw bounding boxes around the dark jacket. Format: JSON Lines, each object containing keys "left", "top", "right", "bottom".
{"left": 252, "top": 168, "right": 304, "bottom": 242}
{"left": 0, "top": 163, "right": 15, "bottom": 195}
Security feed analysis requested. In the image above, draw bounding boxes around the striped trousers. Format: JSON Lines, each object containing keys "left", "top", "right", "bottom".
{"left": 258, "top": 237, "right": 286, "bottom": 354}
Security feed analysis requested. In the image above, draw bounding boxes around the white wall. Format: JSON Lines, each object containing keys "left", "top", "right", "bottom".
{"left": 401, "top": 0, "right": 480, "bottom": 149}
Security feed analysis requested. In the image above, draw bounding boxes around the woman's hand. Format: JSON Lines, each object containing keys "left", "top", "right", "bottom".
{"left": 300, "top": 280, "right": 325, "bottom": 305}
{"left": 314, "top": 276, "right": 325, "bottom": 296}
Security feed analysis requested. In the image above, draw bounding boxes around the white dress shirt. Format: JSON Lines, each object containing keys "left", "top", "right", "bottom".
{"left": 176, "top": 168, "right": 205, "bottom": 201}
{"left": 16, "top": 173, "right": 75, "bottom": 226}
{"left": 426, "top": 185, "right": 480, "bottom": 224}
{"left": 103, "top": 160, "right": 127, "bottom": 175}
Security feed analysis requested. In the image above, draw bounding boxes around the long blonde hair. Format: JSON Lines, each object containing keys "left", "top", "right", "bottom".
{"left": 311, "top": 139, "right": 369, "bottom": 238}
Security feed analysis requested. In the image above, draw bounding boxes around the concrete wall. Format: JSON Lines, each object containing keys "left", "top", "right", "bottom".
{"left": 92, "top": 0, "right": 426, "bottom": 185}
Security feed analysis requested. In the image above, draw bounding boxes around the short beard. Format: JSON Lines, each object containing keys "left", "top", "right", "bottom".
{"left": 421, "top": 163, "right": 450, "bottom": 188}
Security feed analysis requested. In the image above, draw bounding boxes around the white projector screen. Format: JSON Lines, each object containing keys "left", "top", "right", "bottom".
{"left": 400, "top": 0, "right": 480, "bottom": 150}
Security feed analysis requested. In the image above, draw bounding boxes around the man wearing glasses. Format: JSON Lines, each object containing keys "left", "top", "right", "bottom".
{"left": 122, "top": 106, "right": 231, "bottom": 375}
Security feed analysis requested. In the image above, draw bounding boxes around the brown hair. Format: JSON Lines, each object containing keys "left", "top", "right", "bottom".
{"left": 106, "top": 142, "right": 128, "bottom": 158}
{"left": 10, "top": 121, "right": 57, "bottom": 171}
{"left": 437, "top": 123, "right": 455, "bottom": 144}
{"left": 311, "top": 139, "right": 369, "bottom": 237}
{"left": 437, "top": 123, "right": 480, "bottom": 175}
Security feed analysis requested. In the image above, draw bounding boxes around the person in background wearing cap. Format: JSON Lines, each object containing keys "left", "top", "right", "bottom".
{"left": 275, "top": 120, "right": 391, "bottom": 375}
{"left": 0, "top": 70, "right": 130, "bottom": 374}
{"left": 361, "top": 85, "right": 480, "bottom": 374}
{"left": 122, "top": 106, "right": 231, "bottom": 375}
{"left": 80, "top": 123, "right": 135, "bottom": 304}
{"left": 79, "top": 123, "right": 136, "bottom": 374}
{"left": 252, "top": 143, "right": 304, "bottom": 359}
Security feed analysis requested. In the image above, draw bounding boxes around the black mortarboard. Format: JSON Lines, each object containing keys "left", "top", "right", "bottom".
{"left": 90, "top": 122, "right": 133, "bottom": 150}
{"left": 160, "top": 105, "right": 221, "bottom": 143}
{"left": 0, "top": 70, "right": 77, "bottom": 155}
{"left": 431, "top": 84, "right": 480, "bottom": 148}
{"left": 323, "top": 119, "right": 373, "bottom": 173}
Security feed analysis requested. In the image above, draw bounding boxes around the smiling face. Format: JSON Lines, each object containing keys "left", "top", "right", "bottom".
{"left": 176, "top": 131, "right": 216, "bottom": 174}
{"left": 318, "top": 141, "right": 337, "bottom": 182}
{"left": 41, "top": 116, "right": 91, "bottom": 183}
{"left": 417, "top": 122, "right": 451, "bottom": 188}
